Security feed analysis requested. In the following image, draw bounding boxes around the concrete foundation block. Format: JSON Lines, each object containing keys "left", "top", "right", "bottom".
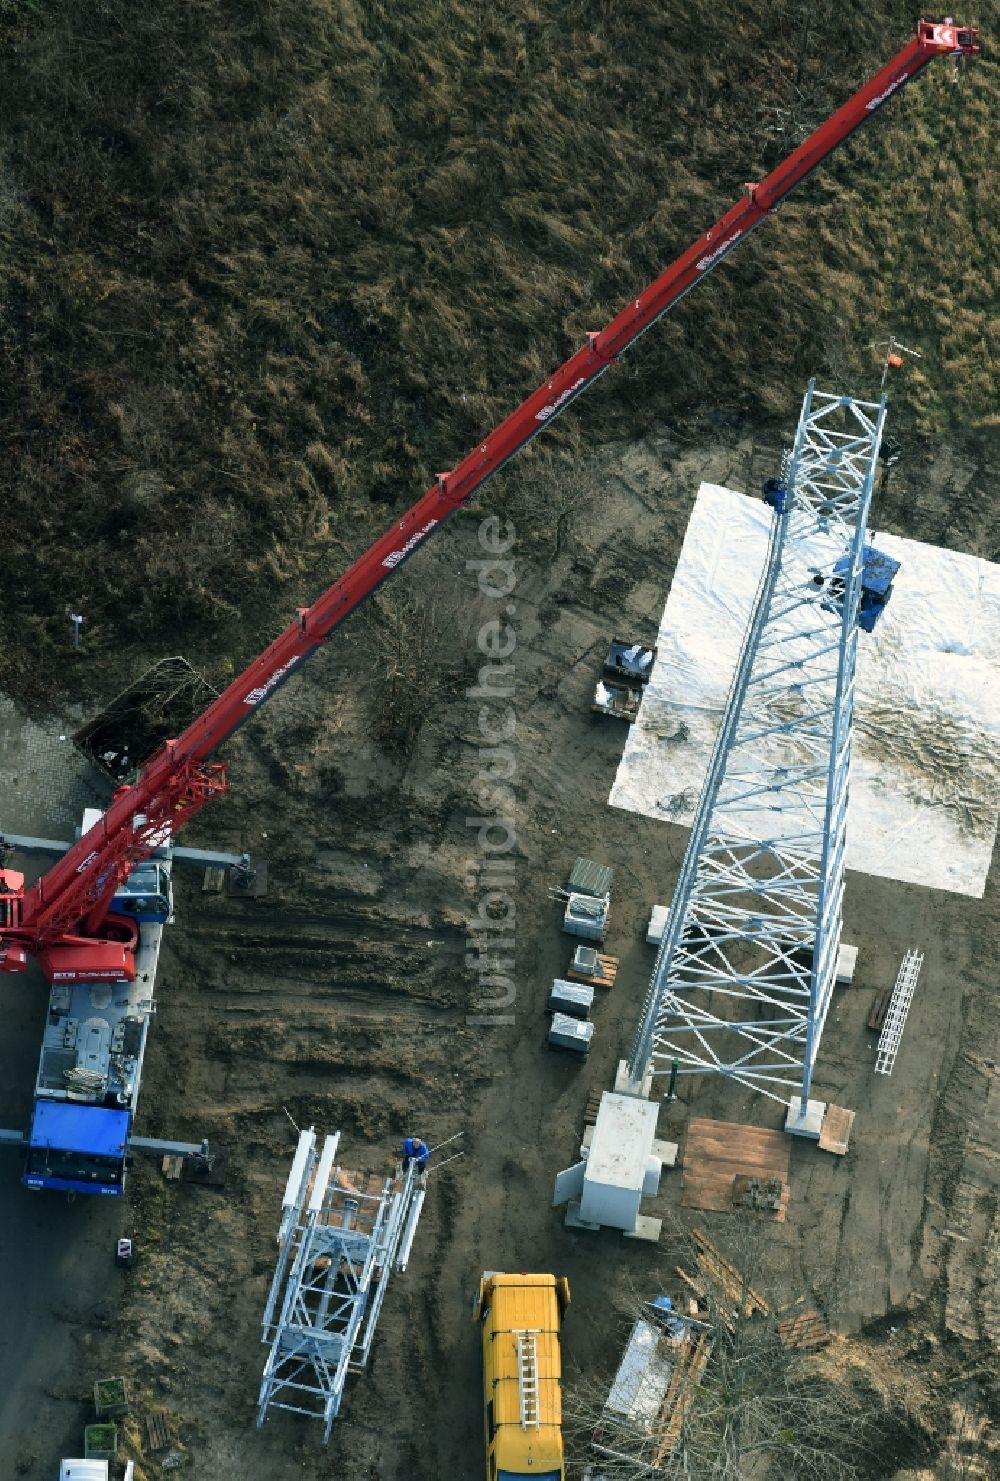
{"left": 623, "top": 1214, "right": 662, "bottom": 1243}
{"left": 563, "top": 1201, "right": 601, "bottom": 1232}
{"left": 836, "top": 943, "right": 859, "bottom": 986}
{"left": 614, "top": 1058, "right": 653, "bottom": 1099}
{"left": 785, "top": 1096, "right": 827, "bottom": 1139}
{"left": 652, "top": 1138, "right": 678, "bottom": 1168}
{"left": 646, "top": 905, "right": 668, "bottom": 945}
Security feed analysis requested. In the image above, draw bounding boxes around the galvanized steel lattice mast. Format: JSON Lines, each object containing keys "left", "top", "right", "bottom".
{"left": 627, "top": 383, "right": 887, "bottom": 1106}
{"left": 257, "top": 1129, "right": 423, "bottom": 1440}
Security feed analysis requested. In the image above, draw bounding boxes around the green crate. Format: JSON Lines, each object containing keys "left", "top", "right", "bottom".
{"left": 94, "top": 1375, "right": 128, "bottom": 1417}
{"left": 84, "top": 1422, "right": 118, "bottom": 1460}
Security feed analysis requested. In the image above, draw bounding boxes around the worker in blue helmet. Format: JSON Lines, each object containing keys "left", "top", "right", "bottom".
{"left": 402, "top": 1135, "right": 429, "bottom": 1171}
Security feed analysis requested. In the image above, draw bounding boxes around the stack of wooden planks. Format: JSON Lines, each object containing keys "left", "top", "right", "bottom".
{"left": 776, "top": 1309, "right": 831, "bottom": 1350}
{"left": 651, "top": 1329, "right": 714, "bottom": 1464}
{"left": 675, "top": 1228, "right": 769, "bottom": 1332}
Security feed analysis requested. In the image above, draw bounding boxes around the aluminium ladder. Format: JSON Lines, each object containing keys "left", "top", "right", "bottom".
{"left": 514, "top": 1329, "right": 541, "bottom": 1428}
{"left": 875, "top": 948, "right": 924, "bottom": 1075}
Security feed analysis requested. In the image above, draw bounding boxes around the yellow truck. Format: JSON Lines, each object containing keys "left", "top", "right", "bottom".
{"left": 473, "top": 1271, "right": 571, "bottom": 1480}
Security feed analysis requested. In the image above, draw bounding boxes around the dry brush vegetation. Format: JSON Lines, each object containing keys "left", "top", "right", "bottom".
{"left": 0, "top": 0, "right": 996, "bottom": 706}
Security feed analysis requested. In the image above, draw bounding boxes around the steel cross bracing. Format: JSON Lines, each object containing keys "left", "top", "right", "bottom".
{"left": 257, "top": 1129, "right": 423, "bottom": 1440}
{"left": 628, "top": 383, "right": 887, "bottom": 1105}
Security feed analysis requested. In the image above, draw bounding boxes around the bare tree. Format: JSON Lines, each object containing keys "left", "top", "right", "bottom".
{"left": 491, "top": 451, "right": 597, "bottom": 562}
{"left": 565, "top": 1216, "right": 870, "bottom": 1481}
{"left": 362, "top": 579, "right": 475, "bottom": 755}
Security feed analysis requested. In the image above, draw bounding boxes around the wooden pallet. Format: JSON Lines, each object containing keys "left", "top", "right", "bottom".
{"left": 179, "top": 1145, "right": 229, "bottom": 1187}
{"left": 566, "top": 952, "right": 618, "bottom": 989}
{"left": 582, "top": 1090, "right": 604, "bottom": 1127}
{"left": 868, "top": 990, "right": 890, "bottom": 1032}
{"left": 777, "top": 1309, "right": 831, "bottom": 1350}
{"left": 144, "top": 1410, "right": 172, "bottom": 1453}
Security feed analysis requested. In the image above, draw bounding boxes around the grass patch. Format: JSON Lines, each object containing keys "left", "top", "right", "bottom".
{"left": 0, "top": 0, "right": 995, "bottom": 704}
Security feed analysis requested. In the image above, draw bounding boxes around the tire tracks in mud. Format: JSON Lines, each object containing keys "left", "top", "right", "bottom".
{"left": 921, "top": 977, "right": 1000, "bottom": 1345}
{"left": 171, "top": 899, "right": 467, "bottom": 1014}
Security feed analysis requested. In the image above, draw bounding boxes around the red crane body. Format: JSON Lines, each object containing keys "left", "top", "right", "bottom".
{"left": 0, "top": 19, "right": 978, "bottom": 983}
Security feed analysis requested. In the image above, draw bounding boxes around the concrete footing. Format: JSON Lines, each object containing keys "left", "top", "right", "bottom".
{"left": 836, "top": 943, "right": 859, "bottom": 986}
{"left": 614, "top": 1058, "right": 653, "bottom": 1099}
{"left": 785, "top": 1096, "right": 827, "bottom": 1139}
{"left": 623, "top": 1214, "right": 662, "bottom": 1243}
{"left": 563, "top": 1201, "right": 601, "bottom": 1232}
{"left": 652, "top": 1138, "right": 678, "bottom": 1168}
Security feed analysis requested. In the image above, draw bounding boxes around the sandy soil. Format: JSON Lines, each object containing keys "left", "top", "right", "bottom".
{"left": 3, "top": 423, "right": 998, "bottom": 1478}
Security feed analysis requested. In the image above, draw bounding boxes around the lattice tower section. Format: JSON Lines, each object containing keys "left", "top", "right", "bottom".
{"left": 257, "top": 1129, "right": 422, "bottom": 1440}
{"left": 627, "top": 383, "right": 887, "bottom": 1104}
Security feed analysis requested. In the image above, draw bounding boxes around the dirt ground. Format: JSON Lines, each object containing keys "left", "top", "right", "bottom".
{"left": 3, "top": 421, "right": 998, "bottom": 1479}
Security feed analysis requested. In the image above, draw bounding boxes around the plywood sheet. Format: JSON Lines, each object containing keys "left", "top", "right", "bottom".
{"left": 818, "top": 1104, "right": 855, "bottom": 1156}
{"left": 680, "top": 1117, "right": 791, "bottom": 1221}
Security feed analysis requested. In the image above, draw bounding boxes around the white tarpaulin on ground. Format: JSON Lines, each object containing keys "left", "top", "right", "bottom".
{"left": 610, "top": 484, "right": 1000, "bottom": 898}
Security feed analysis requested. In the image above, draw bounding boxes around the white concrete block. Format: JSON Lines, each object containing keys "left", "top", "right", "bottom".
{"left": 785, "top": 1095, "right": 827, "bottom": 1139}
{"left": 623, "top": 1214, "right": 662, "bottom": 1242}
{"left": 646, "top": 904, "right": 669, "bottom": 945}
{"left": 652, "top": 1138, "right": 678, "bottom": 1168}
{"left": 836, "top": 943, "right": 859, "bottom": 985}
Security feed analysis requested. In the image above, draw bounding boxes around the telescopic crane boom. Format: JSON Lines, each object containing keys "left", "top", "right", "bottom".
{"left": 0, "top": 19, "right": 977, "bottom": 984}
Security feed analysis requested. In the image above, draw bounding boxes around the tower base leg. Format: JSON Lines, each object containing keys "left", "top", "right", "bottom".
{"left": 785, "top": 1096, "right": 826, "bottom": 1139}
{"left": 614, "top": 1059, "right": 654, "bottom": 1099}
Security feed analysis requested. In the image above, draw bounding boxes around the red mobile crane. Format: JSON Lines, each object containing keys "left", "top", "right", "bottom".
{"left": 0, "top": 19, "right": 978, "bottom": 988}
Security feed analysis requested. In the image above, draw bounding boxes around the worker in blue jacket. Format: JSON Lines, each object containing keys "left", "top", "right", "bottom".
{"left": 403, "top": 1135, "right": 429, "bottom": 1171}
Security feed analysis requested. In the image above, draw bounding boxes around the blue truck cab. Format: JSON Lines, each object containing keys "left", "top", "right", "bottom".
{"left": 24, "top": 1102, "right": 131, "bottom": 1195}
{"left": 24, "top": 813, "right": 173, "bottom": 1195}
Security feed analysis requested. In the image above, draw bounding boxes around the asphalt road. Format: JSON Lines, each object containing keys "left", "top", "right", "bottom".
{"left": 0, "top": 964, "right": 129, "bottom": 1475}
{"left": 0, "top": 700, "right": 124, "bottom": 1474}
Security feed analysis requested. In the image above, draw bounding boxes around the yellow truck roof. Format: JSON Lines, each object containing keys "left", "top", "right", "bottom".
{"left": 478, "top": 1274, "right": 569, "bottom": 1474}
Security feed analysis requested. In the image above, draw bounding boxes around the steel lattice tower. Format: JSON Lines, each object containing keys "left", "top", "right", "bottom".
{"left": 626, "top": 383, "right": 888, "bottom": 1112}
{"left": 257, "top": 1129, "right": 424, "bottom": 1439}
